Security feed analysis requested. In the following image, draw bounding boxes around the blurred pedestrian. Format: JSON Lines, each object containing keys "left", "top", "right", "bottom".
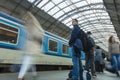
{"left": 18, "top": 11, "right": 44, "bottom": 80}
{"left": 108, "top": 35, "right": 120, "bottom": 77}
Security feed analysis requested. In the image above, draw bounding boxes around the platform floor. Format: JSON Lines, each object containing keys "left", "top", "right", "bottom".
{"left": 0, "top": 70, "right": 119, "bottom": 80}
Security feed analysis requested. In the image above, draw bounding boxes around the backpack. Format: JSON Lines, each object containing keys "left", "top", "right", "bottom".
{"left": 77, "top": 29, "right": 94, "bottom": 52}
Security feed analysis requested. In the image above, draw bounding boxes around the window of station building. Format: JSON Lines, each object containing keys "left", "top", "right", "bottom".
{"left": 0, "top": 23, "right": 18, "bottom": 44}
{"left": 62, "top": 44, "right": 68, "bottom": 54}
{"left": 48, "top": 39, "right": 58, "bottom": 52}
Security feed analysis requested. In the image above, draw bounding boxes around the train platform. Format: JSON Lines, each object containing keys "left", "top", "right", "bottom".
{"left": 0, "top": 70, "right": 119, "bottom": 80}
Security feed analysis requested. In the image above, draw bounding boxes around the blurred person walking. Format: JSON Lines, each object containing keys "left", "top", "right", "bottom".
{"left": 108, "top": 35, "right": 120, "bottom": 77}
{"left": 18, "top": 11, "right": 44, "bottom": 80}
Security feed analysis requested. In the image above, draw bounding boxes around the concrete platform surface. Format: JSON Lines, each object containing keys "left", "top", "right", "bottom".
{"left": 0, "top": 70, "right": 119, "bottom": 80}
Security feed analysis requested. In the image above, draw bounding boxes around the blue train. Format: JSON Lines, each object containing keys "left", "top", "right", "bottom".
{"left": 0, "top": 12, "right": 85, "bottom": 65}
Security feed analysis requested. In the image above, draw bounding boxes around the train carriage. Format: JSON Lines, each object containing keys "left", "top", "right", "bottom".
{"left": 0, "top": 12, "right": 85, "bottom": 72}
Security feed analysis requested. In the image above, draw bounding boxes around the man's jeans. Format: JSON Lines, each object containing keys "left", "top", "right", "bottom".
{"left": 71, "top": 47, "right": 83, "bottom": 80}
{"left": 85, "top": 50, "right": 95, "bottom": 76}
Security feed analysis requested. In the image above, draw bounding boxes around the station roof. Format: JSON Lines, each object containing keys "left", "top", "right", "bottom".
{"left": 0, "top": 0, "right": 119, "bottom": 52}
{"left": 27, "top": 0, "right": 118, "bottom": 51}
{"left": 103, "top": 0, "right": 120, "bottom": 40}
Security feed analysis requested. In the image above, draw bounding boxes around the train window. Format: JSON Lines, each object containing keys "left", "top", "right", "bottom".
{"left": 0, "top": 23, "right": 18, "bottom": 44}
{"left": 48, "top": 39, "right": 58, "bottom": 52}
{"left": 62, "top": 44, "right": 68, "bottom": 54}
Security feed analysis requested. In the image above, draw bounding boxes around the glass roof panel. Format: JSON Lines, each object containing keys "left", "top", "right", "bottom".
{"left": 51, "top": 0, "right": 63, "bottom": 4}
{"left": 42, "top": 2, "right": 55, "bottom": 12}
{"left": 53, "top": 11, "right": 65, "bottom": 18}
{"left": 70, "top": 0, "right": 83, "bottom": 3}
{"left": 63, "top": 18, "right": 71, "bottom": 24}
{"left": 74, "top": 1, "right": 87, "bottom": 7}
{"left": 81, "top": 21, "right": 112, "bottom": 26}
{"left": 63, "top": 7, "right": 72, "bottom": 13}
{"left": 83, "top": 10, "right": 105, "bottom": 15}
{"left": 58, "top": 2, "right": 67, "bottom": 9}
{"left": 84, "top": 26, "right": 114, "bottom": 31}
{"left": 48, "top": 7, "right": 60, "bottom": 15}
{"left": 37, "top": 0, "right": 49, "bottom": 8}
{"left": 86, "top": 0, "right": 103, "bottom": 4}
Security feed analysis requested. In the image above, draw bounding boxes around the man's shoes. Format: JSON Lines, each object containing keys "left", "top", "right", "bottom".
{"left": 116, "top": 72, "right": 120, "bottom": 77}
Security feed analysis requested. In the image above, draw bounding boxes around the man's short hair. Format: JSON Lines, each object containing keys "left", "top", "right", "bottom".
{"left": 96, "top": 46, "right": 100, "bottom": 49}
{"left": 73, "top": 19, "right": 78, "bottom": 23}
{"left": 87, "top": 31, "right": 92, "bottom": 34}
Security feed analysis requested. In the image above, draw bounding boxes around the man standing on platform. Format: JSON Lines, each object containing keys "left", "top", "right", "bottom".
{"left": 68, "top": 19, "right": 83, "bottom": 80}
{"left": 85, "top": 31, "right": 96, "bottom": 77}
